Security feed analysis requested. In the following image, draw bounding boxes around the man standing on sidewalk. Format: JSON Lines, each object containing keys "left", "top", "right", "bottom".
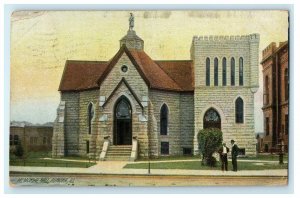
{"left": 219, "top": 142, "right": 230, "bottom": 171}
{"left": 231, "top": 139, "right": 239, "bottom": 172}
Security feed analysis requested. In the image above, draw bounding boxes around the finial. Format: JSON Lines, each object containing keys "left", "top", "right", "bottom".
{"left": 129, "top": 13, "right": 134, "bottom": 31}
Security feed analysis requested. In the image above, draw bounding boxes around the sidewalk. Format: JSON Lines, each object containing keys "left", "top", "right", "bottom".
{"left": 9, "top": 160, "right": 288, "bottom": 177}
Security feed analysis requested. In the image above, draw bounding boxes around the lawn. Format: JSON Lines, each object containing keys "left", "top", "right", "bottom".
{"left": 124, "top": 160, "right": 288, "bottom": 170}
{"left": 10, "top": 151, "right": 96, "bottom": 168}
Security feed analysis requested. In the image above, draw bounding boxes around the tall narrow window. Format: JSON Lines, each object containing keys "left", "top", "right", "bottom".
{"left": 206, "top": 58, "right": 210, "bottom": 86}
{"left": 265, "top": 76, "right": 269, "bottom": 105}
{"left": 161, "top": 142, "right": 169, "bottom": 155}
{"left": 160, "top": 104, "right": 168, "bottom": 135}
{"left": 86, "top": 140, "right": 90, "bottom": 154}
{"left": 14, "top": 135, "right": 19, "bottom": 145}
{"left": 284, "top": 68, "right": 288, "bottom": 101}
{"left": 10, "top": 135, "right": 13, "bottom": 146}
{"left": 265, "top": 117, "right": 270, "bottom": 136}
{"left": 214, "top": 58, "right": 218, "bottom": 86}
{"left": 231, "top": 58, "right": 235, "bottom": 86}
{"left": 285, "top": 114, "right": 289, "bottom": 135}
{"left": 239, "top": 57, "right": 244, "bottom": 86}
{"left": 222, "top": 57, "right": 227, "bottom": 86}
{"left": 88, "top": 103, "right": 94, "bottom": 134}
{"left": 235, "top": 97, "right": 244, "bottom": 123}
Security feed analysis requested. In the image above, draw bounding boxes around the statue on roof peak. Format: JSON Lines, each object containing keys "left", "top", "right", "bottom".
{"left": 129, "top": 13, "right": 134, "bottom": 31}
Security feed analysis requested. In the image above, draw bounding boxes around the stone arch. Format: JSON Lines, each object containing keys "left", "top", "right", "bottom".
{"left": 109, "top": 91, "right": 137, "bottom": 114}
{"left": 200, "top": 104, "right": 227, "bottom": 130}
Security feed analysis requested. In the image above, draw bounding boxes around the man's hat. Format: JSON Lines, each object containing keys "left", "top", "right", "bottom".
{"left": 231, "top": 139, "right": 235, "bottom": 143}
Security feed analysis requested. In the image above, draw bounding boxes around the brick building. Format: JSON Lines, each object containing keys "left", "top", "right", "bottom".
{"left": 261, "top": 41, "right": 289, "bottom": 153}
{"left": 10, "top": 125, "right": 53, "bottom": 153}
{"left": 52, "top": 17, "right": 259, "bottom": 160}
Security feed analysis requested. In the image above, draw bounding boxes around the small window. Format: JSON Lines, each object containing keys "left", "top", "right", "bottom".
{"left": 264, "top": 76, "right": 269, "bottom": 105}
{"left": 284, "top": 69, "right": 288, "bottom": 101}
{"left": 285, "top": 114, "right": 289, "bottom": 135}
{"left": 238, "top": 148, "right": 245, "bottom": 156}
{"left": 183, "top": 148, "right": 192, "bottom": 155}
{"left": 14, "top": 135, "right": 19, "bottom": 145}
{"left": 10, "top": 135, "right": 13, "bottom": 146}
{"left": 265, "top": 117, "right": 270, "bottom": 136}
{"left": 161, "top": 142, "right": 169, "bottom": 155}
{"left": 264, "top": 144, "right": 269, "bottom": 152}
{"left": 121, "top": 65, "right": 128, "bottom": 73}
{"left": 43, "top": 137, "right": 47, "bottom": 145}
{"left": 206, "top": 58, "right": 210, "bottom": 86}
{"left": 86, "top": 140, "right": 90, "bottom": 154}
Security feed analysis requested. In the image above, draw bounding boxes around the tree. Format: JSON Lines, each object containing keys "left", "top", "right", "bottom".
{"left": 197, "top": 128, "right": 223, "bottom": 167}
{"left": 14, "top": 143, "right": 24, "bottom": 158}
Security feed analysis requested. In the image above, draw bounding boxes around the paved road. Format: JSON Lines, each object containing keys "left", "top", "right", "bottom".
{"left": 10, "top": 172, "right": 287, "bottom": 186}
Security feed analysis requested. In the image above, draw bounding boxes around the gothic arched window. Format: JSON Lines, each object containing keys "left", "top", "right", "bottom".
{"left": 203, "top": 108, "right": 221, "bottom": 129}
{"left": 214, "top": 58, "right": 218, "bottom": 86}
{"left": 235, "top": 97, "right": 244, "bottom": 123}
{"left": 239, "top": 57, "right": 244, "bottom": 86}
{"left": 222, "top": 57, "right": 227, "bottom": 86}
{"left": 160, "top": 104, "right": 169, "bottom": 135}
{"left": 231, "top": 57, "right": 235, "bottom": 86}
{"left": 206, "top": 58, "right": 210, "bottom": 86}
{"left": 88, "top": 103, "right": 94, "bottom": 134}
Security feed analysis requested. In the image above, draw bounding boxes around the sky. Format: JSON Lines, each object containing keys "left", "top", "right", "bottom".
{"left": 10, "top": 10, "right": 289, "bottom": 132}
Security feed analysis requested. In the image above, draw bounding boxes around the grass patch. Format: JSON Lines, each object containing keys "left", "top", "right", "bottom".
{"left": 137, "top": 155, "right": 200, "bottom": 161}
{"left": 10, "top": 151, "right": 96, "bottom": 168}
{"left": 124, "top": 161, "right": 288, "bottom": 170}
{"left": 244, "top": 154, "right": 288, "bottom": 161}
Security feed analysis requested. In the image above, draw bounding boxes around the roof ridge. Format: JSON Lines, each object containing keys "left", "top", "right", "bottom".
{"left": 154, "top": 60, "right": 192, "bottom": 62}
{"left": 66, "top": 60, "right": 108, "bottom": 63}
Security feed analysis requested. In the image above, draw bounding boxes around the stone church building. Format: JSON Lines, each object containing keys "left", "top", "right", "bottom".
{"left": 52, "top": 18, "right": 260, "bottom": 160}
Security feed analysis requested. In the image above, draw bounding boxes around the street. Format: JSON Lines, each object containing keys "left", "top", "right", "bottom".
{"left": 10, "top": 172, "right": 288, "bottom": 186}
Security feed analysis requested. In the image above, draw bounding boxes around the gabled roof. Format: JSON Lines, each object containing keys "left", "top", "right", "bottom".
{"left": 59, "top": 60, "right": 108, "bottom": 91}
{"left": 59, "top": 45, "right": 194, "bottom": 92}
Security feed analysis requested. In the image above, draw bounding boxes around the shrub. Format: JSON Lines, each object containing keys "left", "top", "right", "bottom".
{"left": 197, "top": 128, "right": 223, "bottom": 167}
{"left": 14, "top": 143, "right": 24, "bottom": 158}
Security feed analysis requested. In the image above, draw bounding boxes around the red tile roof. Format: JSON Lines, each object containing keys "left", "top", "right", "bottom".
{"left": 59, "top": 60, "right": 108, "bottom": 91}
{"left": 59, "top": 46, "right": 194, "bottom": 92}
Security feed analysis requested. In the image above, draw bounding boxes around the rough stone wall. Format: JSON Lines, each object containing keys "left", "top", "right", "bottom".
{"left": 100, "top": 53, "right": 148, "bottom": 101}
{"left": 179, "top": 93, "right": 194, "bottom": 150}
{"left": 191, "top": 34, "right": 259, "bottom": 156}
{"left": 149, "top": 90, "right": 181, "bottom": 155}
{"left": 61, "top": 92, "right": 80, "bottom": 156}
{"left": 77, "top": 89, "right": 99, "bottom": 158}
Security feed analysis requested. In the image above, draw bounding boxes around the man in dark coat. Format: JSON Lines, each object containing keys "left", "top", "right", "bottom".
{"left": 231, "top": 139, "right": 239, "bottom": 171}
{"left": 218, "top": 142, "right": 230, "bottom": 171}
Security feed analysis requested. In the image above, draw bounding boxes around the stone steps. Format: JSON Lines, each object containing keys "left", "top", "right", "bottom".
{"left": 105, "top": 145, "right": 132, "bottom": 161}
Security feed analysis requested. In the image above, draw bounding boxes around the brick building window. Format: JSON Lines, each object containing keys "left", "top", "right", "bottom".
{"left": 206, "top": 58, "right": 210, "bottom": 86}
{"left": 285, "top": 114, "right": 289, "bottom": 135}
{"left": 10, "top": 135, "right": 13, "bottom": 145}
{"left": 239, "top": 57, "right": 244, "bottom": 86}
{"left": 235, "top": 97, "right": 244, "bottom": 123}
{"left": 30, "top": 137, "right": 38, "bottom": 145}
{"left": 160, "top": 104, "right": 168, "bottom": 135}
{"left": 284, "top": 68, "right": 289, "bottom": 101}
{"left": 43, "top": 137, "right": 47, "bottom": 145}
{"left": 88, "top": 103, "right": 94, "bottom": 134}
{"left": 265, "top": 117, "right": 270, "bottom": 136}
{"left": 214, "top": 58, "right": 218, "bottom": 86}
{"left": 161, "top": 142, "right": 169, "bottom": 155}
{"left": 222, "top": 57, "right": 227, "bottom": 86}
{"left": 264, "top": 76, "right": 269, "bottom": 105}
{"left": 231, "top": 57, "right": 235, "bottom": 86}
{"left": 14, "top": 135, "right": 19, "bottom": 145}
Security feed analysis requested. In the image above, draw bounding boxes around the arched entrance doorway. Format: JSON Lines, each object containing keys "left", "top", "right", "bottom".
{"left": 203, "top": 108, "right": 221, "bottom": 129}
{"left": 114, "top": 96, "right": 132, "bottom": 145}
